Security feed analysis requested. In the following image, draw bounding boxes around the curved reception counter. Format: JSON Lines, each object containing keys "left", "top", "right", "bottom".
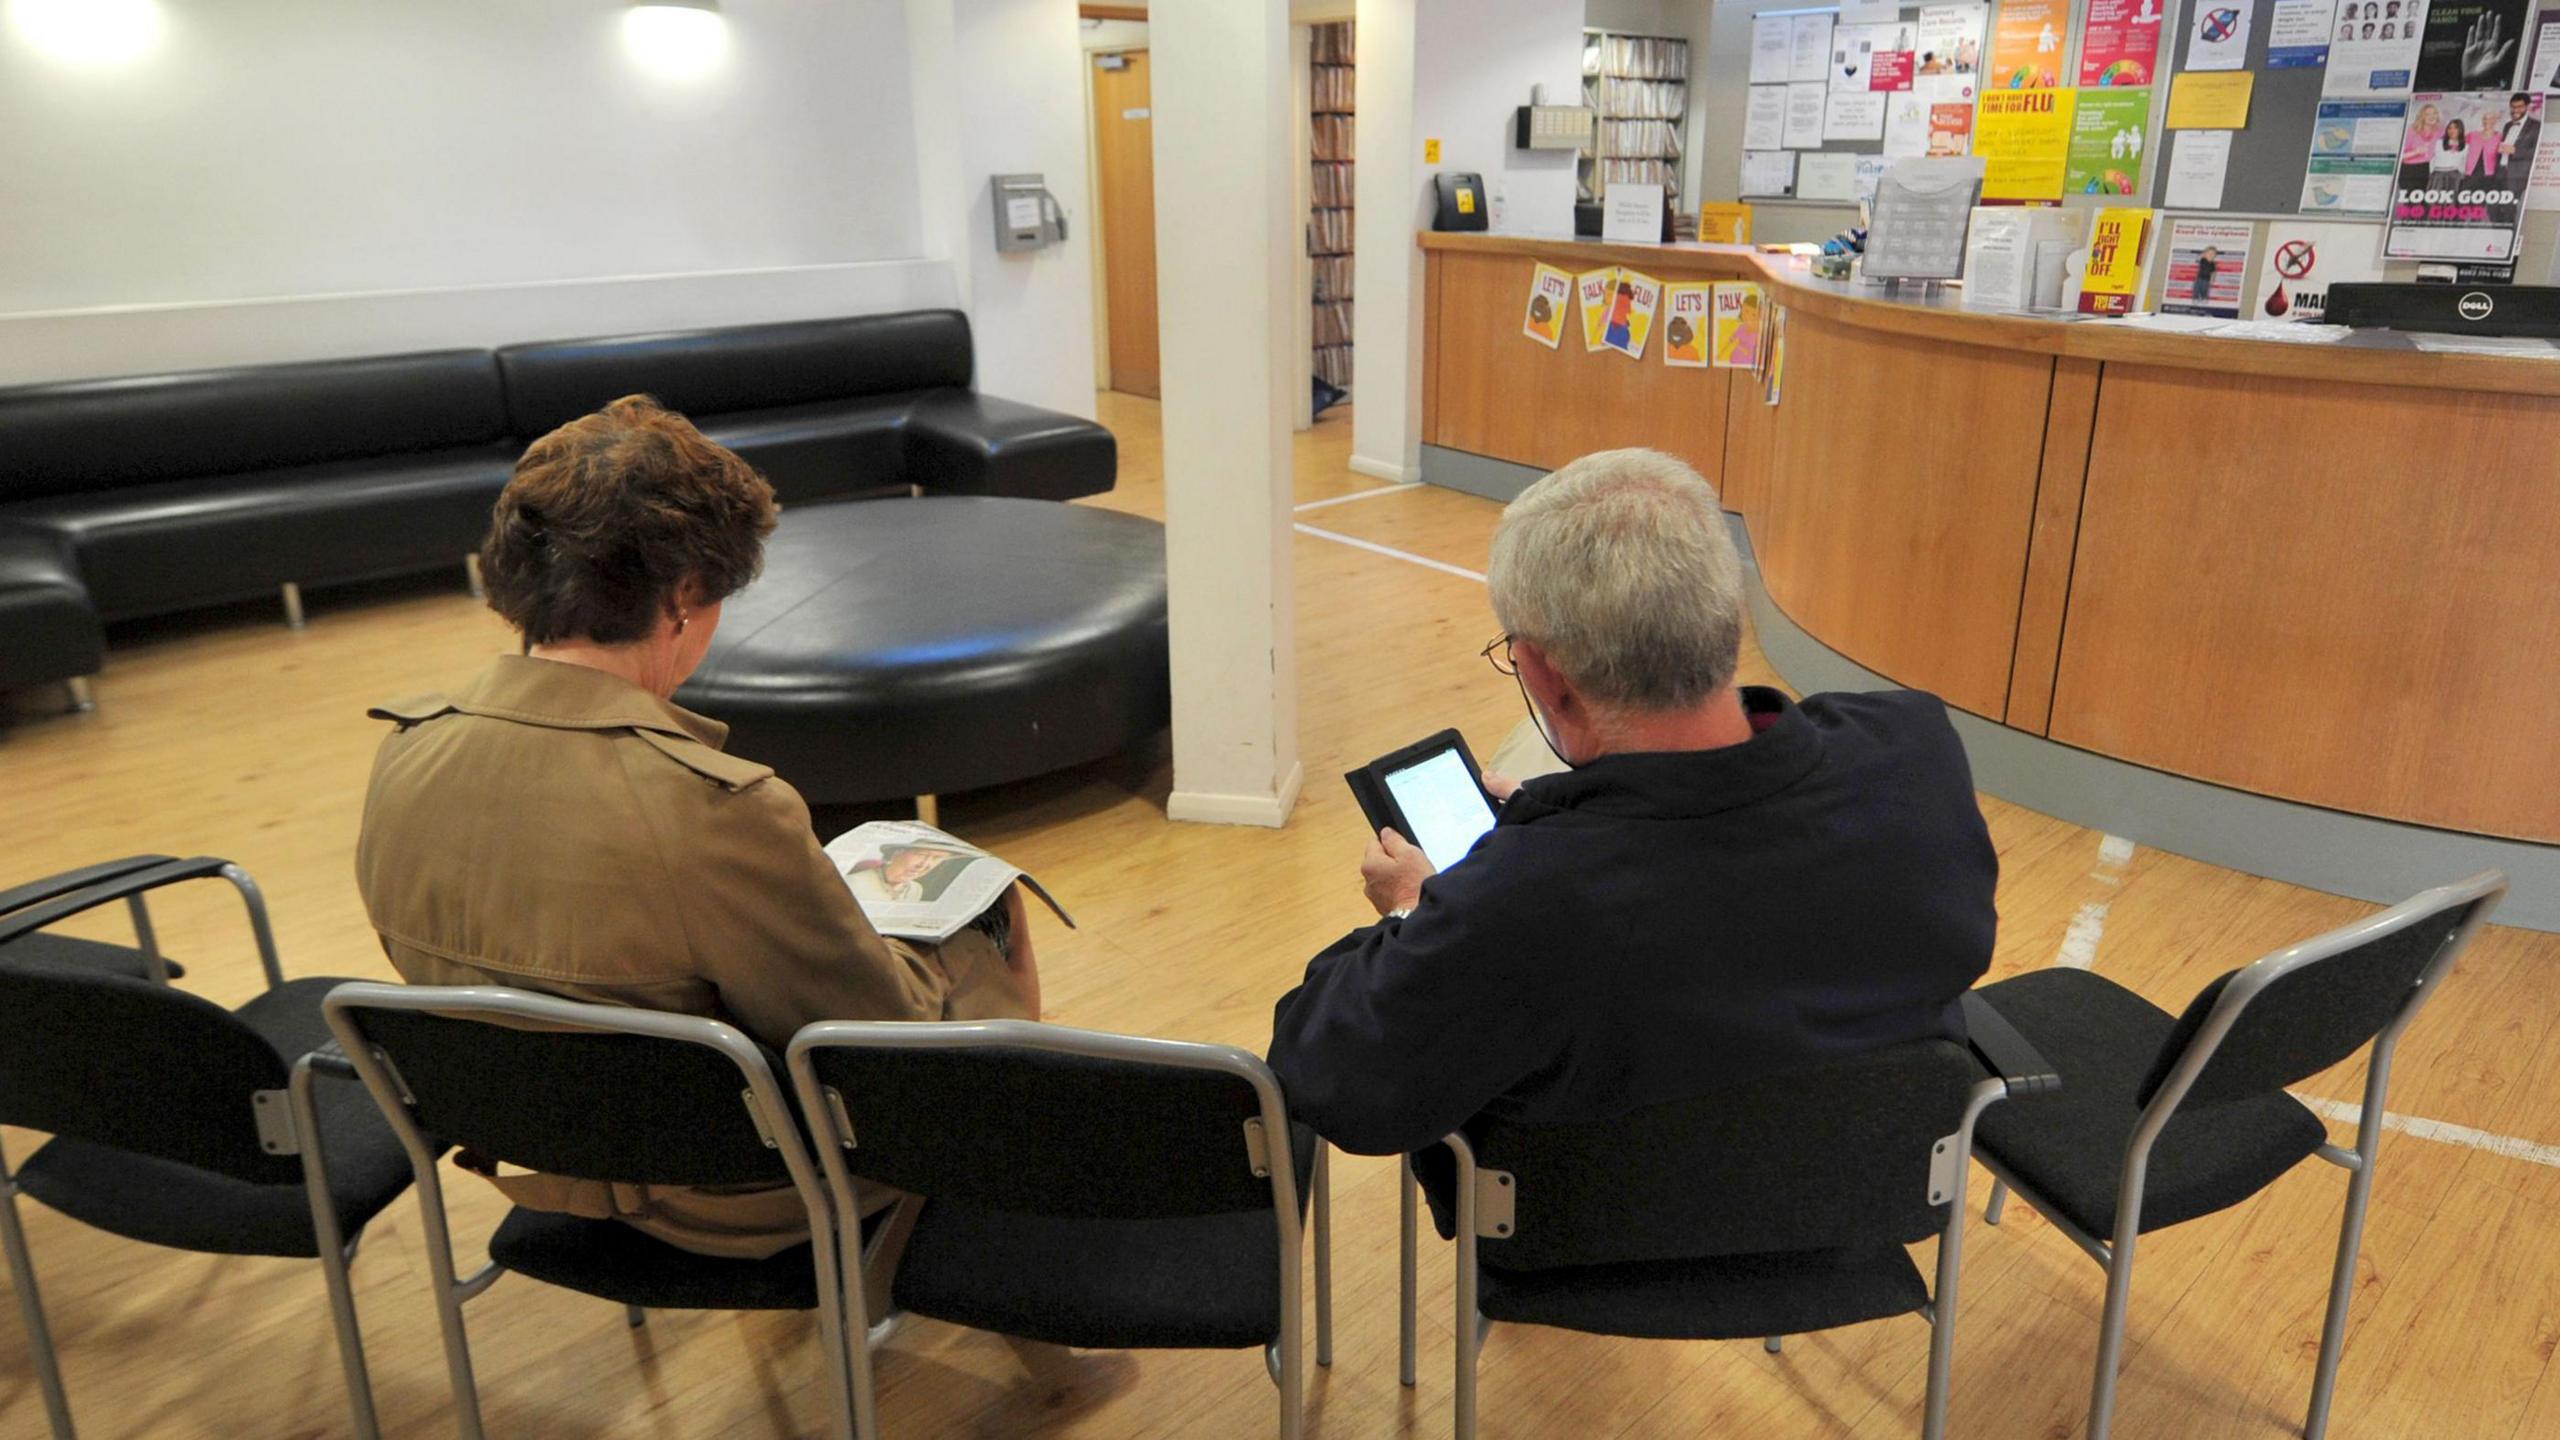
{"left": 1418, "top": 232, "right": 2560, "bottom": 928}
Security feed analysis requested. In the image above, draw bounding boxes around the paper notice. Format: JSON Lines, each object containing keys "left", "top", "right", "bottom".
{"left": 1741, "top": 149, "right": 1798, "bottom": 198}
{"left": 2187, "top": 0, "right": 2258, "bottom": 70}
{"left": 2164, "top": 129, "right": 2236, "bottom": 207}
{"left": 1751, "top": 14, "right": 1793, "bottom": 84}
{"left": 1791, "top": 13, "right": 1836, "bottom": 81}
{"left": 1745, "top": 85, "right": 1789, "bottom": 150}
{"left": 1825, "top": 90, "right": 1890, "bottom": 141}
{"left": 2268, "top": 0, "right": 2341, "bottom": 66}
{"left": 1798, "top": 152, "right": 1862, "bottom": 201}
{"left": 1784, "top": 81, "right": 1829, "bottom": 148}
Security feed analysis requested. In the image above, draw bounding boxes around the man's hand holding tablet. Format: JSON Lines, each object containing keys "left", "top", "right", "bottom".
{"left": 1344, "top": 729, "right": 1512, "bottom": 916}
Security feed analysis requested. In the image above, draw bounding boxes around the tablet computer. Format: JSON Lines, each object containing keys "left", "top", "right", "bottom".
{"left": 1343, "top": 728, "right": 1502, "bottom": 873}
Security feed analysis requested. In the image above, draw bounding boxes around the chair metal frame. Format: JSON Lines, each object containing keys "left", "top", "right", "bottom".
{"left": 323, "top": 982, "right": 857, "bottom": 1440}
{"left": 0, "top": 857, "right": 373, "bottom": 1440}
{"left": 787, "top": 1018, "right": 1334, "bottom": 1440}
{"left": 1400, "top": 1066, "right": 2025, "bottom": 1440}
{"left": 1976, "top": 871, "right": 2506, "bottom": 1440}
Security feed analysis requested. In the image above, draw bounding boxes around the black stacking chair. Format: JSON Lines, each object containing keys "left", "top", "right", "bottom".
{"left": 322, "top": 983, "right": 854, "bottom": 1440}
{"left": 1398, "top": 994, "right": 2058, "bottom": 1440}
{"left": 1968, "top": 871, "right": 2505, "bottom": 1440}
{"left": 0, "top": 856, "right": 413, "bottom": 1440}
{"left": 786, "top": 1019, "right": 1335, "bottom": 1440}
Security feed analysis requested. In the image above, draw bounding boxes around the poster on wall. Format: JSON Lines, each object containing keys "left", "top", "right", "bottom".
{"left": 1745, "top": 85, "right": 1789, "bottom": 148}
{"left": 1791, "top": 13, "right": 1837, "bottom": 82}
{"left": 2164, "top": 128, "right": 2237, "bottom": 205}
{"left": 1826, "top": 90, "right": 1891, "bottom": 141}
{"left": 1661, "top": 284, "right": 1714, "bottom": 367}
{"left": 2533, "top": 103, "right": 2560, "bottom": 206}
{"left": 2270, "top": 0, "right": 2344, "bottom": 66}
{"left": 2326, "top": 1, "right": 2431, "bottom": 92}
{"left": 2417, "top": 0, "right": 2531, "bottom": 89}
{"left": 1977, "top": 88, "right": 2079, "bottom": 197}
{"left": 1785, "top": 80, "right": 1830, "bottom": 147}
{"left": 2302, "top": 97, "right": 2411, "bottom": 212}
{"left": 2256, "top": 221, "right": 2386, "bottom": 318}
{"left": 1712, "top": 284, "right": 1766, "bottom": 368}
{"left": 1576, "top": 269, "right": 1618, "bottom": 350}
{"left": 2532, "top": 7, "right": 2560, "bottom": 85}
{"left": 1601, "top": 271, "right": 1663, "bottom": 359}
{"left": 1993, "top": 0, "right": 2072, "bottom": 87}
{"left": 2068, "top": 88, "right": 2156, "bottom": 193}
{"left": 1917, "top": 4, "right": 1990, "bottom": 78}
{"left": 2387, "top": 90, "right": 2544, "bottom": 258}
{"left": 2162, "top": 218, "right": 2255, "bottom": 315}
{"left": 1751, "top": 14, "right": 1793, "bottom": 84}
{"left": 1522, "top": 264, "right": 1572, "bottom": 349}
{"left": 1834, "top": 23, "right": 1918, "bottom": 90}
{"left": 2188, "top": 0, "right": 2261, "bottom": 70}
{"left": 1930, "top": 99, "right": 1980, "bottom": 153}
{"left": 2081, "top": 0, "right": 2169, "bottom": 85}
{"left": 1741, "top": 149, "right": 1799, "bottom": 197}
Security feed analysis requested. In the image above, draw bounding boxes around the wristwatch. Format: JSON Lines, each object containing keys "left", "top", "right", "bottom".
{"left": 1386, "top": 906, "right": 1415, "bottom": 921}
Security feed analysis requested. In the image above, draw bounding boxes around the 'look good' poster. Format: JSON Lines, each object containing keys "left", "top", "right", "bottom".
{"left": 2387, "top": 90, "right": 2544, "bottom": 259}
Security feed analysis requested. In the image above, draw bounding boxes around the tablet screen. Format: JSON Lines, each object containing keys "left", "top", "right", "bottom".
{"left": 1382, "top": 747, "right": 1498, "bottom": 873}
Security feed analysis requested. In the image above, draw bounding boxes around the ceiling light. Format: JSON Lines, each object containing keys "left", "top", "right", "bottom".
{"left": 623, "top": 2, "right": 729, "bottom": 83}
{"left": 6, "top": 0, "right": 165, "bottom": 67}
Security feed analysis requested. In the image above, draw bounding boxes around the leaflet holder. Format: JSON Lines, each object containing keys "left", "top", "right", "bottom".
{"left": 993, "top": 173, "right": 1067, "bottom": 253}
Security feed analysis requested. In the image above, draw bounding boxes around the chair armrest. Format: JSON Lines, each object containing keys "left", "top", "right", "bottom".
{"left": 0, "top": 856, "right": 239, "bottom": 949}
{"left": 904, "top": 391, "right": 1118, "bottom": 501}
{"left": 302, "top": 1038, "right": 360, "bottom": 1082}
{"left": 0, "top": 855, "right": 177, "bottom": 919}
{"left": 1961, "top": 991, "right": 2061, "bottom": 1097}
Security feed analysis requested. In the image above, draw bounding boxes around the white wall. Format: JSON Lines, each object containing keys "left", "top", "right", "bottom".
{"left": 1, "top": 0, "right": 1101, "bottom": 413}
{"left": 1413, "top": 0, "right": 1585, "bottom": 236}
{"left": 950, "top": 0, "right": 1100, "bottom": 419}
{"left": 0, "top": 2, "right": 926, "bottom": 340}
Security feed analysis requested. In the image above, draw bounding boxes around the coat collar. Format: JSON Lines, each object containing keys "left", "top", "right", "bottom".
{"left": 1501, "top": 687, "right": 1822, "bottom": 823}
{"left": 385, "top": 655, "right": 731, "bottom": 749}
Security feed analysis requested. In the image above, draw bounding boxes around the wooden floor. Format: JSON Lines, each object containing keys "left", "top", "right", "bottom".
{"left": 4, "top": 392, "right": 2558, "bottom": 1440}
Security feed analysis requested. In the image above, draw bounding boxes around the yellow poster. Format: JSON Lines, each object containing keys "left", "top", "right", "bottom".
{"left": 2076, "top": 207, "right": 2152, "bottom": 315}
{"left": 2164, "top": 71, "right": 2254, "bottom": 129}
{"left": 1576, "top": 268, "right": 1620, "bottom": 351}
{"left": 1661, "top": 283, "right": 1713, "bottom": 367}
{"left": 1991, "top": 0, "right": 2071, "bottom": 89}
{"left": 1696, "top": 202, "right": 1754, "bottom": 245}
{"left": 1975, "top": 89, "right": 2078, "bottom": 202}
{"left": 1602, "top": 270, "right": 1662, "bottom": 360}
{"left": 1522, "top": 263, "right": 1573, "bottom": 348}
{"left": 1711, "top": 284, "right": 1766, "bottom": 369}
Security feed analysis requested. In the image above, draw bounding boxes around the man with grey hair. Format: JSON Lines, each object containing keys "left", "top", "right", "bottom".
{"left": 1269, "top": 449, "right": 1996, "bottom": 1157}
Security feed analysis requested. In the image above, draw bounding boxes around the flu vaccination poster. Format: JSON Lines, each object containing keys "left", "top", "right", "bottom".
{"left": 1993, "top": 0, "right": 2072, "bottom": 86}
{"left": 1661, "top": 284, "right": 1713, "bottom": 367}
{"left": 1977, "top": 88, "right": 2078, "bottom": 198}
{"left": 1521, "top": 264, "right": 1571, "bottom": 348}
{"left": 1576, "top": 269, "right": 1618, "bottom": 350}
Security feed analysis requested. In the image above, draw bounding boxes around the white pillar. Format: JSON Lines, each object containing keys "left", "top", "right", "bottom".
{"left": 1350, "top": 0, "right": 1423, "bottom": 484}
{"left": 1153, "top": 0, "right": 1303, "bottom": 827}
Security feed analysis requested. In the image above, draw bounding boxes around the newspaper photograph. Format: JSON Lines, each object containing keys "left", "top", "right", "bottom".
{"left": 823, "top": 821, "right": 1073, "bottom": 943}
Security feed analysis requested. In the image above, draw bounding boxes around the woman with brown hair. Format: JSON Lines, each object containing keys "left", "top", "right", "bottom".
{"left": 355, "top": 395, "right": 1038, "bottom": 1259}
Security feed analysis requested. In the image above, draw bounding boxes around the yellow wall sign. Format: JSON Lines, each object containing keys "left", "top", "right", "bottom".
{"left": 1975, "top": 89, "right": 2078, "bottom": 202}
{"left": 1424, "top": 138, "right": 1442, "bottom": 163}
{"left": 2164, "top": 71, "right": 2254, "bottom": 129}
{"left": 1696, "top": 202, "right": 1754, "bottom": 244}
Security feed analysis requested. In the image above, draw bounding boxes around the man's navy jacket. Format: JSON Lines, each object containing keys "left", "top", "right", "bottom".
{"left": 1268, "top": 687, "right": 1998, "bottom": 1156}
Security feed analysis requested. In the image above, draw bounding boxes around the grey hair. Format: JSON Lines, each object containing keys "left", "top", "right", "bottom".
{"left": 1486, "top": 448, "right": 1745, "bottom": 711}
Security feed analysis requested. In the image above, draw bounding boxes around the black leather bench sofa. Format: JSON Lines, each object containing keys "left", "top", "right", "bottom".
{"left": 0, "top": 311, "right": 1115, "bottom": 707}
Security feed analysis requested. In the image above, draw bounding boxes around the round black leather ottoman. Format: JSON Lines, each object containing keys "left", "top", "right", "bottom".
{"left": 675, "top": 496, "right": 1169, "bottom": 806}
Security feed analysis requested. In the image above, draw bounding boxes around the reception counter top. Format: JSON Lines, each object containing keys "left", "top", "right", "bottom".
{"left": 1418, "top": 230, "right": 2560, "bottom": 859}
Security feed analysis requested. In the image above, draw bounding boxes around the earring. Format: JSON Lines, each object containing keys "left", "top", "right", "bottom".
{"left": 676, "top": 611, "right": 690, "bottom": 635}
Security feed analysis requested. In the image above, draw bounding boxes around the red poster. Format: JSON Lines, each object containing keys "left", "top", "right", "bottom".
{"left": 1871, "top": 48, "right": 1915, "bottom": 90}
{"left": 2078, "top": 0, "right": 2166, "bottom": 86}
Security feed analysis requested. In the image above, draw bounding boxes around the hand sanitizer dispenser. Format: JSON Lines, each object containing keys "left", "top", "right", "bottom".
{"left": 993, "top": 174, "right": 1066, "bottom": 253}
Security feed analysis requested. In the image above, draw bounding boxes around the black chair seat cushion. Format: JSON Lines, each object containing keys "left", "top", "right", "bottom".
{"left": 890, "top": 1124, "right": 1315, "bottom": 1351}
{"left": 13, "top": 977, "right": 415, "bottom": 1258}
{"left": 675, "top": 496, "right": 1169, "bottom": 805}
{"left": 0, "top": 529, "right": 102, "bottom": 691}
{"left": 0, "top": 930, "right": 183, "bottom": 980}
{"left": 696, "top": 395, "right": 919, "bottom": 506}
{"left": 905, "top": 392, "right": 1117, "bottom": 502}
{"left": 487, "top": 1208, "right": 820, "bottom": 1311}
{"left": 1476, "top": 1243, "right": 1931, "bottom": 1341}
{"left": 1972, "top": 969, "right": 2327, "bottom": 1238}
{"left": 6, "top": 445, "right": 515, "bottom": 620}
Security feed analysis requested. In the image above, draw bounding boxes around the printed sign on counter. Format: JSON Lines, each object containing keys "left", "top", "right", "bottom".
{"left": 2162, "top": 218, "right": 2254, "bottom": 316}
{"left": 2256, "top": 221, "right": 2385, "bottom": 320}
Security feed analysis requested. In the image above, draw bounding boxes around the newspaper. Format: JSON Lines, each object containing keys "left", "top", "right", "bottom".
{"left": 822, "top": 821, "right": 1074, "bottom": 943}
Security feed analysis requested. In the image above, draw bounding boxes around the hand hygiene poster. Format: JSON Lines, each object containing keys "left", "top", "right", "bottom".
{"left": 2387, "top": 90, "right": 2544, "bottom": 258}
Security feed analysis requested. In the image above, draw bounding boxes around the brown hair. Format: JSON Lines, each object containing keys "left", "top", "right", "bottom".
{"left": 480, "top": 395, "right": 778, "bottom": 646}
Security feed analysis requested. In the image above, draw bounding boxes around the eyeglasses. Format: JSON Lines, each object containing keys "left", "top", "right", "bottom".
{"left": 1480, "top": 633, "right": 1517, "bottom": 676}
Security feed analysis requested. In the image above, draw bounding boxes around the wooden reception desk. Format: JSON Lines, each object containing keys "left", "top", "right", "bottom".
{"left": 1420, "top": 232, "right": 2560, "bottom": 845}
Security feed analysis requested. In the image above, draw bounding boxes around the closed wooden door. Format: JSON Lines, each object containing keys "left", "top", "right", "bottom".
{"left": 1092, "top": 50, "right": 1159, "bottom": 398}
